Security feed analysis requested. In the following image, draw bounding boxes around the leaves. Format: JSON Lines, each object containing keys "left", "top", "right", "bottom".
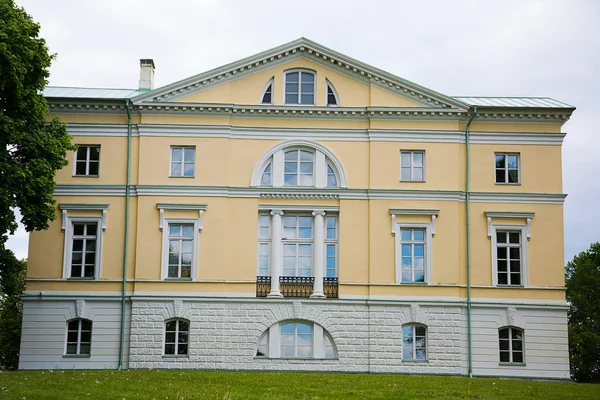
{"left": 566, "top": 242, "right": 600, "bottom": 382}
{"left": 0, "top": 248, "right": 26, "bottom": 370}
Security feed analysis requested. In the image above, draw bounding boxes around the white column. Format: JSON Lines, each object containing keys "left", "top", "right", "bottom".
{"left": 267, "top": 209, "right": 284, "bottom": 298}
{"left": 310, "top": 210, "right": 326, "bottom": 298}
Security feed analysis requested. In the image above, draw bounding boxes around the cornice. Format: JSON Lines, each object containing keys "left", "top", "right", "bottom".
{"left": 48, "top": 100, "right": 128, "bottom": 115}
{"left": 53, "top": 185, "right": 567, "bottom": 204}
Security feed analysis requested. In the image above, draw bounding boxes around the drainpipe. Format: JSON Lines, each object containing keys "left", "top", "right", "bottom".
{"left": 118, "top": 99, "right": 133, "bottom": 369}
{"left": 465, "top": 106, "right": 478, "bottom": 378}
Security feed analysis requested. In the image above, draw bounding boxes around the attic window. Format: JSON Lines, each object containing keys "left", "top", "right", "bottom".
{"left": 326, "top": 80, "right": 339, "bottom": 106}
{"left": 261, "top": 78, "right": 274, "bottom": 104}
{"left": 285, "top": 70, "right": 314, "bottom": 105}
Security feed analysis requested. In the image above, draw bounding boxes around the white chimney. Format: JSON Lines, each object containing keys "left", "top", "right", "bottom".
{"left": 139, "top": 59, "right": 155, "bottom": 91}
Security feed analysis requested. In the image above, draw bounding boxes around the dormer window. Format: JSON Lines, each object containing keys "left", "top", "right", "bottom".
{"left": 285, "top": 70, "right": 315, "bottom": 105}
{"left": 326, "top": 80, "right": 339, "bottom": 106}
{"left": 260, "top": 78, "right": 274, "bottom": 104}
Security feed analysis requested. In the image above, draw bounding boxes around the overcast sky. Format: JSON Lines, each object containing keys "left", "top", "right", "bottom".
{"left": 8, "top": 0, "right": 599, "bottom": 263}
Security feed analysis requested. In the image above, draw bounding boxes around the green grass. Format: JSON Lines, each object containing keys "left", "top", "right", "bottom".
{"left": 0, "top": 370, "right": 597, "bottom": 399}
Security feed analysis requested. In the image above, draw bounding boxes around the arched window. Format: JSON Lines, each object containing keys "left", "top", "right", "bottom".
{"left": 260, "top": 78, "right": 274, "bottom": 104}
{"left": 285, "top": 70, "right": 315, "bottom": 105}
{"left": 251, "top": 140, "right": 347, "bottom": 188}
{"left": 66, "top": 318, "right": 92, "bottom": 355}
{"left": 326, "top": 79, "right": 339, "bottom": 106}
{"left": 499, "top": 327, "right": 524, "bottom": 363}
{"left": 255, "top": 320, "right": 337, "bottom": 359}
{"left": 402, "top": 324, "right": 427, "bottom": 361}
{"left": 164, "top": 319, "right": 189, "bottom": 355}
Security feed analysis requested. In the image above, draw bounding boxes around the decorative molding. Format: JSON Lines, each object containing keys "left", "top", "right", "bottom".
{"left": 259, "top": 192, "right": 339, "bottom": 200}
{"left": 507, "top": 306, "right": 517, "bottom": 326}
{"left": 468, "top": 192, "right": 566, "bottom": 204}
{"left": 293, "top": 301, "right": 303, "bottom": 319}
{"left": 157, "top": 203, "right": 207, "bottom": 232}
{"left": 75, "top": 299, "right": 85, "bottom": 318}
{"left": 59, "top": 203, "right": 109, "bottom": 232}
{"left": 390, "top": 209, "right": 439, "bottom": 235}
{"left": 485, "top": 211, "right": 534, "bottom": 239}
{"left": 259, "top": 204, "right": 339, "bottom": 213}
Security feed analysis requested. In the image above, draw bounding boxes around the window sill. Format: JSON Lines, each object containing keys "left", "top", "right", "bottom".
{"left": 169, "top": 176, "right": 195, "bottom": 179}
{"left": 399, "top": 180, "right": 426, "bottom": 183}
{"left": 283, "top": 103, "right": 316, "bottom": 107}
{"left": 63, "top": 354, "right": 91, "bottom": 358}
{"left": 495, "top": 285, "right": 525, "bottom": 288}
{"left": 495, "top": 182, "right": 521, "bottom": 186}
{"left": 72, "top": 175, "right": 99, "bottom": 178}
{"left": 164, "top": 278, "right": 193, "bottom": 282}
{"left": 402, "top": 359, "right": 428, "bottom": 363}
{"left": 398, "top": 282, "right": 429, "bottom": 286}
{"left": 499, "top": 362, "right": 526, "bottom": 366}
{"left": 162, "top": 355, "right": 189, "bottom": 359}
{"left": 254, "top": 357, "right": 338, "bottom": 361}
{"left": 67, "top": 277, "right": 96, "bottom": 281}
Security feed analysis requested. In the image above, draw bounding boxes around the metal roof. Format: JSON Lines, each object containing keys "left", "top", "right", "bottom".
{"left": 453, "top": 96, "right": 574, "bottom": 109}
{"left": 44, "top": 86, "right": 141, "bottom": 99}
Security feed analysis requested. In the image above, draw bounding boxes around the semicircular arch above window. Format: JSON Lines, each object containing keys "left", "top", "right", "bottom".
{"left": 251, "top": 140, "right": 347, "bottom": 188}
{"left": 256, "top": 320, "right": 337, "bottom": 359}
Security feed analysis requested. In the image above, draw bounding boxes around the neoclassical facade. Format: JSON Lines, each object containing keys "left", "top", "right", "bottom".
{"left": 20, "top": 39, "right": 574, "bottom": 378}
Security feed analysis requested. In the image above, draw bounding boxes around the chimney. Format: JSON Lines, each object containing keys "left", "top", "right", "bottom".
{"left": 139, "top": 59, "right": 155, "bottom": 91}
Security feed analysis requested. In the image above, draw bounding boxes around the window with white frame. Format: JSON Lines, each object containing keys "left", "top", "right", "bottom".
{"left": 170, "top": 147, "right": 195, "bottom": 177}
{"left": 261, "top": 78, "right": 274, "bottom": 104}
{"left": 257, "top": 214, "right": 270, "bottom": 276}
{"left": 285, "top": 70, "right": 315, "bottom": 105}
{"left": 399, "top": 227, "right": 427, "bottom": 283}
{"left": 325, "top": 216, "right": 338, "bottom": 278}
{"left": 284, "top": 149, "right": 314, "bottom": 186}
{"left": 326, "top": 80, "right": 339, "bottom": 106}
{"left": 252, "top": 141, "right": 345, "bottom": 188}
{"left": 283, "top": 215, "right": 313, "bottom": 277}
{"left": 167, "top": 223, "right": 194, "bottom": 279}
{"left": 495, "top": 230, "right": 523, "bottom": 286}
{"left": 400, "top": 151, "right": 425, "bottom": 182}
{"left": 402, "top": 324, "right": 427, "bottom": 361}
{"left": 164, "top": 319, "right": 189, "bottom": 356}
{"left": 74, "top": 145, "right": 100, "bottom": 176}
{"left": 66, "top": 319, "right": 92, "bottom": 355}
{"left": 499, "top": 327, "right": 524, "bottom": 363}
{"left": 66, "top": 220, "right": 101, "bottom": 279}
{"left": 495, "top": 153, "right": 519, "bottom": 184}
{"left": 255, "top": 321, "right": 336, "bottom": 359}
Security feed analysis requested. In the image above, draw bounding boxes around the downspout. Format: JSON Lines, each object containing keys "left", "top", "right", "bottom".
{"left": 465, "top": 106, "right": 478, "bottom": 378}
{"left": 118, "top": 99, "right": 133, "bottom": 369}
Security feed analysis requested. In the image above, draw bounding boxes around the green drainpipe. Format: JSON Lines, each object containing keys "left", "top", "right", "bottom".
{"left": 465, "top": 106, "right": 478, "bottom": 378}
{"left": 119, "top": 99, "right": 133, "bottom": 370}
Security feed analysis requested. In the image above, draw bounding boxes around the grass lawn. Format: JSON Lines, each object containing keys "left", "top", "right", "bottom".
{"left": 0, "top": 370, "right": 597, "bottom": 400}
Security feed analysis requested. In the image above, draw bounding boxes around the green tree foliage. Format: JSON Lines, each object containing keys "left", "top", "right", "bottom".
{"left": 0, "top": 249, "right": 26, "bottom": 369}
{"left": 0, "top": 0, "right": 75, "bottom": 248}
{"left": 566, "top": 242, "right": 600, "bottom": 383}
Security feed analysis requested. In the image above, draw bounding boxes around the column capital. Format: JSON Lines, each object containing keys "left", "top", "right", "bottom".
{"left": 270, "top": 209, "right": 284, "bottom": 216}
{"left": 312, "top": 210, "right": 326, "bottom": 217}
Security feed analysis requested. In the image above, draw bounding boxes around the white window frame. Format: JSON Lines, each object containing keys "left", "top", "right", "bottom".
{"left": 283, "top": 69, "right": 316, "bottom": 105}
{"left": 64, "top": 318, "right": 92, "bottom": 356}
{"left": 161, "top": 218, "right": 199, "bottom": 280}
{"left": 62, "top": 216, "right": 103, "bottom": 280}
{"left": 282, "top": 214, "right": 313, "bottom": 277}
{"left": 255, "top": 321, "right": 337, "bottom": 360}
{"left": 495, "top": 153, "right": 520, "bottom": 184}
{"left": 400, "top": 150, "right": 426, "bottom": 182}
{"left": 283, "top": 148, "right": 315, "bottom": 187}
{"left": 73, "top": 145, "right": 100, "bottom": 177}
{"left": 393, "top": 222, "right": 433, "bottom": 284}
{"left": 257, "top": 214, "right": 271, "bottom": 276}
{"left": 164, "top": 318, "right": 190, "bottom": 356}
{"left": 325, "top": 79, "right": 339, "bottom": 106}
{"left": 499, "top": 326, "right": 525, "bottom": 364}
{"left": 402, "top": 324, "right": 427, "bottom": 361}
{"left": 324, "top": 215, "right": 338, "bottom": 278}
{"left": 490, "top": 225, "right": 528, "bottom": 287}
{"left": 170, "top": 146, "right": 196, "bottom": 178}
{"left": 259, "top": 77, "right": 274, "bottom": 104}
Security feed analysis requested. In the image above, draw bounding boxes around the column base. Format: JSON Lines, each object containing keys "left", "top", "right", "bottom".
{"left": 310, "top": 290, "right": 326, "bottom": 299}
{"left": 267, "top": 289, "right": 283, "bottom": 298}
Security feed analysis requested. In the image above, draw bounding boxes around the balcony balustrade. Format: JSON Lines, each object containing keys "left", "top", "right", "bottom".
{"left": 256, "top": 276, "right": 338, "bottom": 298}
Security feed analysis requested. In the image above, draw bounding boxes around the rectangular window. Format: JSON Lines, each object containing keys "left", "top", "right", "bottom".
{"left": 281, "top": 322, "right": 312, "bottom": 358}
{"left": 258, "top": 214, "right": 270, "bottom": 276}
{"left": 167, "top": 223, "right": 194, "bottom": 278}
{"left": 164, "top": 319, "right": 189, "bottom": 355}
{"left": 400, "top": 228, "right": 426, "bottom": 283}
{"left": 282, "top": 215, "right": 313, "bottom": 277}
{"left": 400, "top": 151, "right": 425, "bottom": 182}
{"left": 66, "top": 319, "right": 92, "bottom": 355}
{"left": 74, "top": 145, "right": 100, "bottom": 176}
{"left": 325, "top": 216, "right": 337, "bottom": 278}
{"left": 70, "top": 222, "right": 98, "bottom": 278}
{"left": 499, "top": 327, "right": 524, "bottom": 363}
{"left": 402, "top": 324, "right": 427, "bottom": 361}
{"left": 495, "top": 153, "right": 519, "bottom": 184}
{"left": 171, "top": 147, "right": 195, "bottom": 177}
{"left": 496, "top": 231, "right": 522, "bottom": 286}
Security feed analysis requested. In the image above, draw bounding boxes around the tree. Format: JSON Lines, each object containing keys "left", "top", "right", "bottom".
{"left": 0, "top": 0, "right": 76, "bottom": 249}
{"left": 0, "top": 249, "right": 25, "bottom": 369}
{"left": 566, "top": 242, "right": 600, "bottom": 383}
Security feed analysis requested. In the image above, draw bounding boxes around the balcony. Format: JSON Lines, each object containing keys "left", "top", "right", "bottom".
{"left": 256, "top": 276, "right": 338, "bottom": 298}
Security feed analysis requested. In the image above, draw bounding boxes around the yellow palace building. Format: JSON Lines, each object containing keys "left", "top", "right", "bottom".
{"left": 20, "top": 38, "right": 574, "bottom": 378}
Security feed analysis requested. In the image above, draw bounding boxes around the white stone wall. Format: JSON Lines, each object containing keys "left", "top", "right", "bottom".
{"left": 128, "top": 300, "right": 463, "bottom": 374}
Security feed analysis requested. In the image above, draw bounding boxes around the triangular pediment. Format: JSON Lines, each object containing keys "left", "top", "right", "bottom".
{"left": 132, "top": 38, "right": 468, "bottom": 111}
